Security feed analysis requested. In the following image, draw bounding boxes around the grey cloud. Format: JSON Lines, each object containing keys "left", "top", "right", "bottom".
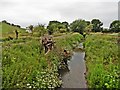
{"left": 52, "top": 2, "right": 118, "bottom": 27}
{"left": 0, "top": 0, "right": 118, "bottom": 28}
{"left": 0, "top": 0, "right": 19, "bottom": 8}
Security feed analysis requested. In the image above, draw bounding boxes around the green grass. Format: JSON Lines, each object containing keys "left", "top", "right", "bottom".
{"left": 1, "top": 22, "right": 25, "bottom": 34}
{"left": 1, "top": 22, "right": 26, "bottom": 39}
{"left": 2, "top": 32, "right": 83, "bottom": 88}
{"left": 84, "top": 33, "right": 119, "bottom": 88}
{"left": 1, "top": 22, "right": 46, "bottom": 41}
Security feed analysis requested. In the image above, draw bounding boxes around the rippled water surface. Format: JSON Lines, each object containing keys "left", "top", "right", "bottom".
{"left": 59, "top": 43, "right": 87, "bottom": 88}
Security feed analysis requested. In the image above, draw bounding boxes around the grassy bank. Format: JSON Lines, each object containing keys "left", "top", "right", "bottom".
{"left": 84, "top": 33, "right": 119, "bottom": 88}
{"left": 2, "top": 33, "right": 83, "bottom": 88}
{"left": 1, "top": 22, "right": 25, "bottom": 39}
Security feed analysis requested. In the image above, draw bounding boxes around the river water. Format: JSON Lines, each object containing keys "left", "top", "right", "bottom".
{"left": 58, "top": 43, "right": 87, "bottom": 88}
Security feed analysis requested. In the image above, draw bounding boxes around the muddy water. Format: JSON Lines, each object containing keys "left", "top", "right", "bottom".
{"left": 59, "top": 43, "right": 87, "bottom": 88}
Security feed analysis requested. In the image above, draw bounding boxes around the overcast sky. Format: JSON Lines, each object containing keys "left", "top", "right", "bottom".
{"left": 0, "top": 0, "right": 119, "bottom": 28}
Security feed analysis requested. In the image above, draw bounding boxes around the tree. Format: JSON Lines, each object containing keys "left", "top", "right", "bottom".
{"left": 86, "top": 21, "right": 90, "bottom": 25}
{"left": 85, "top": 24, "right": 93, "bottom": 34}
{"left": 102, "top": 28, "right": 110, "bottom": 33}
{"left": 62, "top": 21, "right": 69, "bottom": 32}
{"left": 11, "top": 24, "right": 15, "bottom": 26}
{"left": 47, "top": 21, "right": 61, "bottom": 34}
{"left": 70, "top": 19, "right": 87, "bottom": 34}
{"left": 2, "top": 20, "right": 7, "bottom": 23}
{"left": 91, "top": 19, "right": 103, "bottom": 32}
{"left": 16, "top": 25, "right": 21, "bottom": 28}
{"left": 34, "top": 24, "right": 46, "bottom": 36}
{"left": 109, "top": 20, "right": 120, "bottom": 33}
{"left": 2, "top": 20, "right": 10, "bottom": 25}
{"left": 47, "top": 20, "right": 68, "bottom": 34}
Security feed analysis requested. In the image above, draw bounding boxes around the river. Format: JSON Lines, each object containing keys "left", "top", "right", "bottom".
{"left": 58, "top": 43, "right": 87, "bottom": 88}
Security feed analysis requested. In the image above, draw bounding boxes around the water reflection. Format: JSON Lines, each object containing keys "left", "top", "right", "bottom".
{"left": 59, "top": 43, "right": 87, "bottom": 88}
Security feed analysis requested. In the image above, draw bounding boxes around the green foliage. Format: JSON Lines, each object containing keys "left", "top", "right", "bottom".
{"left": 55, "top": 33, "right": 83, "bottom": 50}
{"left": 85, "top": 24, "right": 93, "bottom": 34}
{"left": 2, "top": 38, "right": 62, "bottom": 88}
{"left": 47, "top": 21, "right": 69, "bottom": 34}
{"left": 34, "top": 24, "right": 47, "bottom": 36}
{"left": 2, "top": 33, "right": 83, "bottom": 88}
{"left": 2, "top": 39, "right": 41, "bottom": 88}
{"left": 91, "top": 19, "right": 103, "bottom": 32}
{"left": 70, "top": 19, "right": 87, "bottom": 34}
{"left": 1, "top": 22, "right": 25, "bottom": 39}
{"left": 109, "top": 20, "right": 120, "bottom": 33}
{"left": 84, "top": 34, "right": 119, "bottom": 88}
{"left": 102, "top": 28, "right": 110, "bottom": 33}
{"left": 47, "top": 21, "right": 60, "bottom": 34}
{"left": 62, "top": 21, "right": 69, "bottom": 32}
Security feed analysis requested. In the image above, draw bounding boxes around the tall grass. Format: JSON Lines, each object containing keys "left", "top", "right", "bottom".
{"left": 84, "top": 34, "right": 119, "bottom": 88}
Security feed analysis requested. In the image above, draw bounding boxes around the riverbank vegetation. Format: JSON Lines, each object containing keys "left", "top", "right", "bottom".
{"left": 2, "top": 32, "right": 83, "bottom": 88}
{"left": 84, "top": 33, "right": 119, "bottom": 88}
{"left": 1, "top": 18, "right": 120, "bottom": 89}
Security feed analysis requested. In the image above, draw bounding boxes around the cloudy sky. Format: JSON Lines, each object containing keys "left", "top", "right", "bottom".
{"left": 0, "top": 0, "right": 119, "bottom": 28}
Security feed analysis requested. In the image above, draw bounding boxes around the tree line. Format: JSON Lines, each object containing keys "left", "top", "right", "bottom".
{"left": 33, "top": 19, "right": 120, "bottom": 35}
{"left": 2, "top": 19, "right": 120, "bottom": 36}
{"left": 2, "top": 20, "right": 21, "bottom": 28}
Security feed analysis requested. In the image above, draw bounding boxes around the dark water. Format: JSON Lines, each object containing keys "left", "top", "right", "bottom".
{"left": 59, "top": 43, "right": 87, "bottom": 88}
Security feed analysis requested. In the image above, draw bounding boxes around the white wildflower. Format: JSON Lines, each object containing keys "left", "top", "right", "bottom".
{"left": 16, "top": 84, "right": 19, "bottom": 86}
{"left": 27, "top": 83, "right": 30, "bottom": 86}
{"left": 29, "top": 86, "right": 32, "bottom": 88}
